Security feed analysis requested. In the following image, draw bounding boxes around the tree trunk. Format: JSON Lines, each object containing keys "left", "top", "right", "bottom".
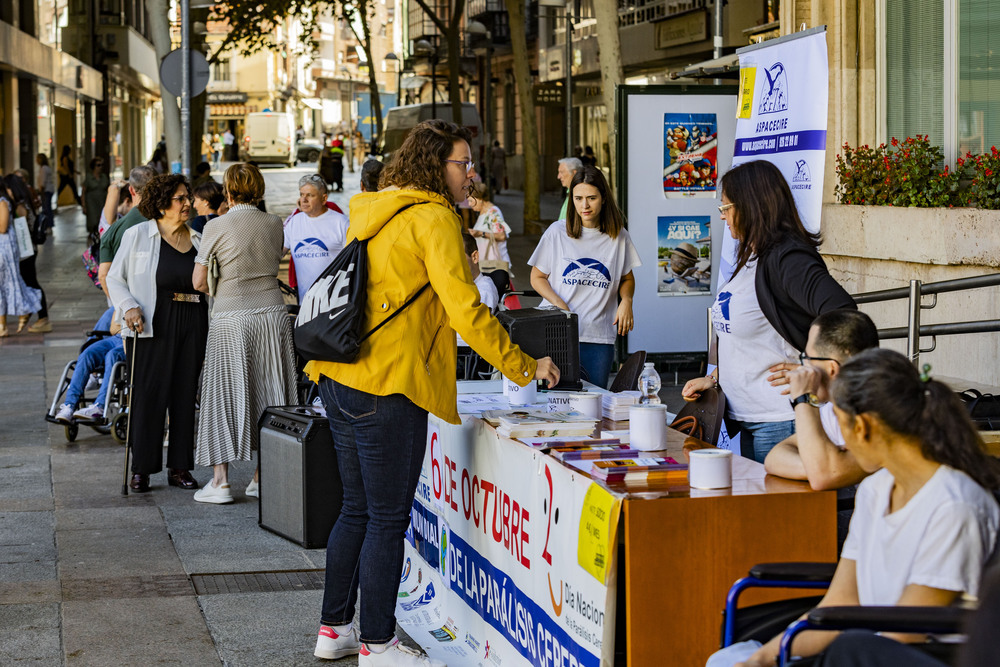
{"left": 593, "top": 0, "right": 623, "bottom": 192}
{"left": 145, "top": 0, "right": 181, "bottom": 167}
{"left": 505, "top": 0, "right": 540, "bottom": 230}
{"left": 352, "top": 11, "right": 383, "bottom": 152}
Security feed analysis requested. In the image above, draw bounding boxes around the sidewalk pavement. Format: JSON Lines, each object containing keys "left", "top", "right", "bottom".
{"left": 0, "top": 187, "right": 564, "bottom": 666}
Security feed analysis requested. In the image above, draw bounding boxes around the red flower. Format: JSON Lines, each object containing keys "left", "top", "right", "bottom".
{"left": 891, "top": 137, "right": 899, "bottom": 147}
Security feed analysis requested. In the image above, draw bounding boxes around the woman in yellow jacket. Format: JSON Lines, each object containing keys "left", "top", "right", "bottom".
{"left": 307, "top": 120, "right": 559, "bottom": 666}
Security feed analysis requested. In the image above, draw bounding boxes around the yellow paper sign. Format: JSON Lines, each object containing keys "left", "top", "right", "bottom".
{"left": 577, "top": 483, "right": 621, "bottom": 584}
{"left": 737, "top": 66, "right": 756, "bottom": 119}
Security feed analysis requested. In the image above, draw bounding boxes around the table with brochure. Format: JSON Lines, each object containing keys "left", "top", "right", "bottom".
{"left": 396, "top": 380, "right": 836, "bottom": 667}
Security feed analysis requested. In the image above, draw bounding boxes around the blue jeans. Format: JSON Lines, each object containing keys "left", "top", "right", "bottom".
{"left": 580, "top": 342, "right": 615, "bottom": 389}
{"left": 731, "top": 418, "right": 795, "bottom": 463}
{"left": 319, "top": 378, "right": 428, "bottom": 643}
{"left": 64, "top": 338, "right": 124, "bottom": 408}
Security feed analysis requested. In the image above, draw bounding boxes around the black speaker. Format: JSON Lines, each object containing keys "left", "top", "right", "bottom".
{"left": 258, "top": 406, "right": 343, "bottom": 548}
{"left": 496, "top": 308, "right": 582, "bottom": 390}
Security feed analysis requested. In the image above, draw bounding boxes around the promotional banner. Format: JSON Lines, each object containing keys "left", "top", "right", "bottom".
{"left": 398, "top": 417, "right": 621, "bottom": 667}
{"left": 722, "top": 27, "right": 829, "bottom": 279}
{"left": 657, "top": 216, "right": 711, "bottom": 296}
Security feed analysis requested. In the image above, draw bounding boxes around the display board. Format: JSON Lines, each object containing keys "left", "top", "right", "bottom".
{"left": 617, "top": 85, "right": 738, "bottom": 355}
{"left": 397, "top": 416, "right": 621, "bottom": 666}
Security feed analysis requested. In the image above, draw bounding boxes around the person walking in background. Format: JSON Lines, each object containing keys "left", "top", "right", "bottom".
{"left": 3, "top": 175, "right": 50, "bottom": 333}
{"left": 212, "top": 134, "right": 223, "bottom": 171}
{"left": 106, "top": 173, "right": 207, "bottom": 493}
{"left": 0, "top": 177, "right": 44, "bottom": 337}
{"left": 490, "top": 140, "right": 506, "bottom": 194}
{"left": 35, "top": 154, "right": 55, "bottom": 229}
{"left": 200, "top": 134, "right": 212, "bottom": 164}
{"left": 82, "top": 157, "right": 110, "bottom": 234}
{"left": 581, "top": 145, "right": 597, "bottom": 167}
{"left": 191, "top": 164, "right": 297, "bottom": 504}
{"left": 529, "top": 165, "right": 639, "bottom": 389}
{"left": 556, "top": 157, "right": 582, "bottom": 222}
{"left": 682, "top": 160, "right": 855, "bottom": 463}
{"left": 467, "top": 182, "right": 512, "bottom": 275}
{"left": 222, "top": 129, "right": 235, "bottom": 161}
{"left": 308, "top": 119, "right": 559, "bottom": 665}
{"left": 283, "top": 174, "right": 349, "bottom": 302}
{"left": 147, "top": 148, "right": 168, "bottom": 175}
{"left": 57, "top": 145, "right": 82, "bottom": 206}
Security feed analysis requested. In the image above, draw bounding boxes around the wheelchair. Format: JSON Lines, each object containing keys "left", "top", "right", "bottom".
{"left": 44, "top": 330, "right": 129, "bottom": 444}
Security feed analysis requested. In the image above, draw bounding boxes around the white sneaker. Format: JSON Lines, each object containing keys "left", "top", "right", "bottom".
{"left": 359, "top": 638, "right": 445, "bottom": 666}
{"left": 54, "top": 404, "right": 74, "bottom": 424}
{"left": 245, "top": 479, "right": 259, "bottom": 498}
{"left": 192, "top": 481, "right": 234, "bottom": 504}
{"left": 84, "top": 374, "right": 102, "bottom": 392}
{"left": 314, "top": 624, "right": 361, "bottom": 660}
{"left": 73, "top": 404, "right": 104, "bottom": 422}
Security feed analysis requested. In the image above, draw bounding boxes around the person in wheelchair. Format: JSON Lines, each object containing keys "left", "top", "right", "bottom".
{"left": 54, "top": 307, "right": 124, "bottom": 424}
{"left": 711, "top": 348, "right": 1000, "bottom": 667}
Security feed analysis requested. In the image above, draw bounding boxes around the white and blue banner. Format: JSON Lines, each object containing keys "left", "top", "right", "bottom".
{"left": 721, "top": 27, "right": 829, "bottom": 279}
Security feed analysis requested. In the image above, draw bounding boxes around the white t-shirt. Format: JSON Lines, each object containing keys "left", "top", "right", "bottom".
{"left": 819, "top": 401, "right": 846, "bottom": 447}
{"left": 528, "top": 222, "right": 641, "bottom": 345}
{"left": 842, "top": 466, "right": 998, "bottom": 605}
{"left": 712, "top": 259, "right": 798, "bottom": 421}
{"left": 457, "top": 273, "right": 500, "bottom": 347}
{"left": 283, "top": 209, "right": 349, "bottom": 301}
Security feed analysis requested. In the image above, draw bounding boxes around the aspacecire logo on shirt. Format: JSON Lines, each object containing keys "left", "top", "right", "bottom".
{"left": 713, "top": 291, "right": 733, "bottom": 334}
{"left": 561, "top": 257, "right": 612, "bottom": 289}
{"left": 294, "top": 237, "right": 330, "bottom": 259}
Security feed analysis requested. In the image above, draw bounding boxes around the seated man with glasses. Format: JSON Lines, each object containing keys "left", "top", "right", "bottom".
{"left": 763, "top": 309, "right": 880, "bottom": 491}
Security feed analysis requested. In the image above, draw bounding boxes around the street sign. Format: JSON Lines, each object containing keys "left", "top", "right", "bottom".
{"left": 159, "top": 48, "right": 210, "bottom": 98}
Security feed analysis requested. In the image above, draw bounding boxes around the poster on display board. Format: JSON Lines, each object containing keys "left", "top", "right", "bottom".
{"left": 398, "top": 417, "right": 622, "bottom": 667}
{"left": 721, "top": 26, "right": 829, "bottom": 279}
{"left": 617, "top": 85, "right": 737, "bottom": 354}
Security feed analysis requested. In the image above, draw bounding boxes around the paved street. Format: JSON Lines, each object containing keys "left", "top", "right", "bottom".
{"left": 0, "top": 163, "right": 565, "bottom": 666}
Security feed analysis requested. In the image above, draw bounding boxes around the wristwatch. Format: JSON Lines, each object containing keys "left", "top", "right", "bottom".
{"left": 790, "top": 393, "right": 813, "bottom": 409}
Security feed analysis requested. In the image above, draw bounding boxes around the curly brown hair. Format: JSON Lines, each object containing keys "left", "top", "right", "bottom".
{"left": 138, "top": 174, "right": 189, "bottom": 221}
{"left": 380, "top": 119, "right": 472, "bottom": 203}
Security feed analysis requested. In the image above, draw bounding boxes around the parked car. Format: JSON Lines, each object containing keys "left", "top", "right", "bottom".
{"left": 296, "top": 138, "right": 325, "bottom": 163}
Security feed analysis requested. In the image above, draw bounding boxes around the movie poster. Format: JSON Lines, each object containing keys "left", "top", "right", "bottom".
{"left": 657, "top": 216, "right": 711, "bottom": 296}
{"left": 663, "top": 113, "right": 719, "bottom": 198}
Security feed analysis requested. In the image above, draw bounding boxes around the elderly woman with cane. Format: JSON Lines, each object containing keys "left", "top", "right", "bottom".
{"left": 107, "top": 173, "right": 207, "bottom": 493}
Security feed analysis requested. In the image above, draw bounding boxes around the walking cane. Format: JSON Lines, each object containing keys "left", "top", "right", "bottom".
{"left": 121, "top": 332, "right": 138, "bottom": 496}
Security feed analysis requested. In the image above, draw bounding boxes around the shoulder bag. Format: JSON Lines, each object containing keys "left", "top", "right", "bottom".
{"left": 478, "top": 230, "right": 510, "bottom": 273}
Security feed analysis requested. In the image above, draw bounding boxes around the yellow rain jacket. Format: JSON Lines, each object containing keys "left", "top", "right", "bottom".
{"left": 304, "top": 188, "right": 537, "bottom": 424}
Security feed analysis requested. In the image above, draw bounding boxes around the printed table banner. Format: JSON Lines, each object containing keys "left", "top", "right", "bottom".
{"left": 722, "top": 27, "right": 829, "bottom": 279}
{"left": 398, "top": 416, "right": 622, "bottom": 667}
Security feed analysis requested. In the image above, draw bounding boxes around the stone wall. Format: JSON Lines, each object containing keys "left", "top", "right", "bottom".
{"left": 821, "top": 204, "right": 1000, "bottom": 386}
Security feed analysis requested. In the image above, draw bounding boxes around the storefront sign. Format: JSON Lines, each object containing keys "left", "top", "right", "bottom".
{"left": 655, "top": 10, "right": 708, "bottom": 50}
{"left": 207, "top": 91, "right": 248, "bottom": 104}
{"left": 399, "top": 417, "right": 621, "bottom": 666}
{"left": 533, "top": 83, "right": 564, "bottom": 107}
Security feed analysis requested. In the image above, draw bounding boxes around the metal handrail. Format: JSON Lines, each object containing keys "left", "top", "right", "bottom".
{"left": 851, "top": 273, "right": 1000, "bottom": 364}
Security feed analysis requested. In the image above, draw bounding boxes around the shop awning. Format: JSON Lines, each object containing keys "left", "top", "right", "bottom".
{"left": 668, "top": 53, "right": 740, "bottom": 80}
{"left": 301, "top": 98, "right": 323, "bottom": 110}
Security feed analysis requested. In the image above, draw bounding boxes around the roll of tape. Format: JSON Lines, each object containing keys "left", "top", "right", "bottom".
{"left": 688, "top": 448, "right": 733, "bottom": 489}
{"left": 629, "top": 404, "right": 668, "bottom": 451}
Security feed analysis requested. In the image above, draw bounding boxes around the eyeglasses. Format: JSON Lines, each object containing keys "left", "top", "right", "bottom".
{"left": 172, "top": 195, "right": 193, "bottom": 204}
{"left": 718, "top": 203, "right": 734, "bottom": 214}
{"left": 799, "top": 351, "right": 840, "bottom": 366}
{"left": 445, "top": 159, "right": 475, "bottom": 173}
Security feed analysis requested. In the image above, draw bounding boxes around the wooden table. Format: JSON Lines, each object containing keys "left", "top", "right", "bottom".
{"left": 558, "top": 426, "right": 837, "bottom": 666}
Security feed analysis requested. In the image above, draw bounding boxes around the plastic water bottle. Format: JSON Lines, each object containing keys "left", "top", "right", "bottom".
{"left": 638, "top": 363, "right": 661, "bottom": 404}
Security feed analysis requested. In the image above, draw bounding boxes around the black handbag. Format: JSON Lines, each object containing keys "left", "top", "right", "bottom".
{"left": 293, "top": 203, "right": 427, "bottom": 363}
{"left": 958, "top": 389, "right": 1000, "bottom": 431}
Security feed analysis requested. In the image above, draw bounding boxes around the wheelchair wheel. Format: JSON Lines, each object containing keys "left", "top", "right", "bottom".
{"left": 111, "top": 412, "right": 128, "bottom": 445}
{"left": 65, "top": 423, "right": 78, "bottom": 442}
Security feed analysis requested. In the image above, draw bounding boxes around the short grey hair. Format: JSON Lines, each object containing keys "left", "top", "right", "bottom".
{"left": 129, "top": 165, "right": 156, "bottom": 192}
{"left": 299, "top": 173, "right": 329, "bottom": 195}
{"left": 558, "top": 157, "right": 583, "bottom": 173}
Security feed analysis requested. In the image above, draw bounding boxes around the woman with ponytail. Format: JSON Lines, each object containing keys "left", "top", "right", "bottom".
{"left": 710, "top": 348, "right": 1000, "bottom": 667}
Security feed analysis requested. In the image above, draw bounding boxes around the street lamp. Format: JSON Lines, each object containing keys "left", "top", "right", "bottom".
{"left": 466, "top": 20, "right": 494, "bottom": 199}
{"left": 413, "top": 38, "right": 439, "bottom": 119}
{"left": 383, "top": 52, "right": 401, "bottom": 107}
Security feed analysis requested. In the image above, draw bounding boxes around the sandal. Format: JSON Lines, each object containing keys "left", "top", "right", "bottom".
{"left": 17, "top": 315, "right": 30, "bottom": 333}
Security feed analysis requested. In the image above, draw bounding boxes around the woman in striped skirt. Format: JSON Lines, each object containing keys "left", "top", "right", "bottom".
{"left": 191, "top": 163, "right": 297, "bottom": 504}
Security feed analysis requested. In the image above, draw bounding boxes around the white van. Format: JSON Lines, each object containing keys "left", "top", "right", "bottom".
{"left": 381, "top": 103, "right": 482, "bottom": 159}
{"left": 242, "top": 112, "right": 296, "bottom": 166}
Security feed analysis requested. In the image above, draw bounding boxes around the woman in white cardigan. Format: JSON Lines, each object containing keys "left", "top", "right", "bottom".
{"left": 106, "top": 173, "right": 208, "bottom": 493}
